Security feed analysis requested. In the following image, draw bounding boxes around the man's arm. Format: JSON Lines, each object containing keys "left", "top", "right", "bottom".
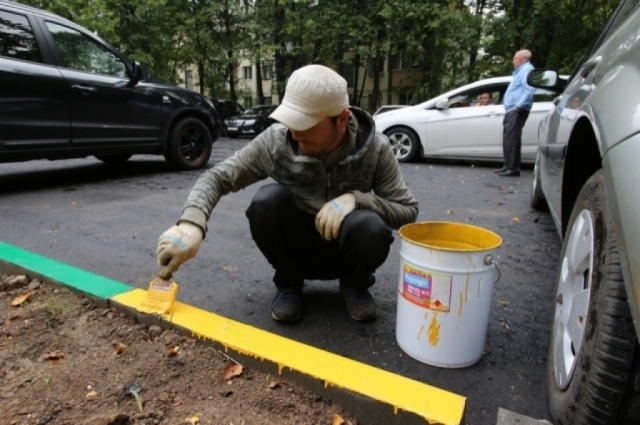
{"left": 516, "top": 64, "right": 536, "bottom": 110}
{"left": 180, "top": 130, "right": 274, "bottom": 234}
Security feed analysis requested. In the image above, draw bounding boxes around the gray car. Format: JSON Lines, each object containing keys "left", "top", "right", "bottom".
{"left": 528, "top": 0, "right": 640, "bottom": 423}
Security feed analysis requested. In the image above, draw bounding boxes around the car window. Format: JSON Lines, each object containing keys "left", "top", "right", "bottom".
{"left": 603, "top": 0, "right": 640, "bottom": 44}
{"left": 533, "top": 88, "right": 558, "bottom": 102}
{"left": 0, "top": 10, "right": 42, "bottom": 63}
{"left": 449, "top": 84, "right": 507, "bottom": 108}
{"left": 45, "top": 22, "right": 127, "bottom": 78}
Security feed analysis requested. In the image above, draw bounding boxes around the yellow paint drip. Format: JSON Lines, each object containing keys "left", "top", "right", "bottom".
{"left": 416, "top": 324, "right": 425, "bottom": 340}
{"left": 112, "top": 288, "right": 465, "bottom": 425}
{"left": 428, "top": 314, "right": 441, "bottom": 347}
{"left": 477, "top": 277, "right": 482, "bottom": 298}
{"left": 464, "top": 274, "right": 469, "bottom": 302}
{"left": 458, "top": 293, "right": 464, "bottom": 318}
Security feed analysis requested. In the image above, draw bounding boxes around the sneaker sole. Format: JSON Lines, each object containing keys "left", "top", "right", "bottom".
{"left": 271, "top": 311, "right": 302, "bottom": 322}
{"left": 347, "top": 309, "right": 378, "bottom": 322}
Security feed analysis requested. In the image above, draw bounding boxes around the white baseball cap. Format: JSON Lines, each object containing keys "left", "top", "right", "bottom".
{"left": 270, "top": 64, "right": 350, "bottom": 131}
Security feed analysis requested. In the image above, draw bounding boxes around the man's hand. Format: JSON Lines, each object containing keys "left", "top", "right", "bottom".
{"left": 315, "top": 193, "right": 356, "bottom": 241}
{"left": 156, "top": 221, "right": 204, "bottom": 279}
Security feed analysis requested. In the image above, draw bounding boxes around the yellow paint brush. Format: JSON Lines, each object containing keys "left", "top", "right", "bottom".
{"left": 138, "top": 275, "right": 179, "bottom": 315}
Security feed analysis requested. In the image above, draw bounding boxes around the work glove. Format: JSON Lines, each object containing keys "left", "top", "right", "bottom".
{"left": 315, "top": 193, "right": 356, "bottom": 241}
{"left": 156, "top": 221, "right": 204, "bottom": 279}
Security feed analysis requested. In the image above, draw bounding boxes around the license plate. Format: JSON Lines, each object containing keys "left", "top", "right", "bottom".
{"left": 227, "top": 127, "right": 238, "bottom": 131}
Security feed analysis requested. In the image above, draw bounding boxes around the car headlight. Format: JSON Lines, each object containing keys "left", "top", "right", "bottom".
{"left": 244, "top": 119, "right": 255, "bottom": 125}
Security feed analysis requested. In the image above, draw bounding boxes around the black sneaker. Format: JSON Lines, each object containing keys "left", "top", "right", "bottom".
{"left": 271, "top": 290, "right": 302, "bottom": 322}
{"left": 339, "top": 286, "right": 378, "bottom": 321}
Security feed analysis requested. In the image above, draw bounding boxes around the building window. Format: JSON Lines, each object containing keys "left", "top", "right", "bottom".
{"left": 243, "top": 66, "right": 252, "bottom": 80}
{"left": 398, "top": 92, "right": 413, "bottom": 105}
{"left": 243, "top": 97, "right": 252, "bottom": 108}
{"left": 390, "top": 55, "right": 419, "bottom": 71}
{"left": 185, "top": 70, "right": 193, "bottom": 91}
{"left": 340, "top": 63, "right": 354, "bottom": 87}
{"left": 261, "top": 61, "right": 273, "bottom": 80}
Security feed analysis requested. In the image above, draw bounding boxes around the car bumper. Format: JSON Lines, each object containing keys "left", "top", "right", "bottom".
{"left": 604, "top": 133, "right": 640, "bottom": 339}
{"left": 225, "top": 125, "right": 261, "bottom": 137}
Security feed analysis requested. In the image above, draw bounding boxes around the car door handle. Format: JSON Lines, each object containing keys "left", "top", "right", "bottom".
{"left": 580, "top": 56, "right": 601, "bottom": 78}
{"left": 71, "top": 85, "right": 97, "bottom": 93}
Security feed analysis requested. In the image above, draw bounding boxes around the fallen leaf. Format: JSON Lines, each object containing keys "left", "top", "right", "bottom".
{"left": 502, "top": 323, "right": 511, "bottom": 330}
{"left": 446, "top": 210, "right": 454, "bottom": 214}
{"left": 168, "top": 346, "right": 180, "bottom": 357}
{"left": 113, "top": 342, "right": 127, "bottom": 355}
{"left": 71, "top": 202, "right": 77, "bottom": 206}
{"left": 41, "top": 351, "right": 65, "bottom": 364}
{"left": 86, "top": 390, "right": 98, "bottom": 398}
{"left": 222, "top": 362, "right": 243, "bottom": 380}
{"left": 220, "top": 265, "right": 237, "bottom": 273}
{"left": 332, "top": 414, "right": 345, "bottom": 425}
{"left": 268, "top": 380, "right": 281, "bottom": 389}
{"left": 11, "top": 292, "right": 31, "bottom": 307}
{"left": 510, "top": 216, "right": 520, "bottom": 222}
{"left": 4, "top": 312, "right": 23, "bottom": 324}
{"left": 184, "top": 416, "right": 200, "bottom": 424}
{"left": 498, "top": 300, "right": 511, "bottom": 305}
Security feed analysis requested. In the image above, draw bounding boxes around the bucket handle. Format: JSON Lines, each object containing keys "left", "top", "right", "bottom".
{"left": 484, "top": 254, "right": 501, "bottom": 283}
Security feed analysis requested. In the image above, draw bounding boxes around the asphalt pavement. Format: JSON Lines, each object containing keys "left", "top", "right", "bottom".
{"left": 0, "top": 137, "right": 562, "bottom": 424}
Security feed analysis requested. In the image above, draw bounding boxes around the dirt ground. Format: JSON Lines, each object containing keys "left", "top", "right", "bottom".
{"left": 0, "top": 274, "right": 358, "bottom": 425}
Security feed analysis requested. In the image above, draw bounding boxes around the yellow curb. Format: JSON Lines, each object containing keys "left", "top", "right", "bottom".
{"left": 113, "top": 289, "right": 466, "bottom": 425}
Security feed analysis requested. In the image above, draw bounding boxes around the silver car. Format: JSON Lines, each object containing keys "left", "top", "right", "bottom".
{"left": 528, "top": 0, "right": 640, "bottom": 423}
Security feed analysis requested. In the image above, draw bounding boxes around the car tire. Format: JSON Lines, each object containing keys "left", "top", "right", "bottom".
{"left": 165, "top": 117, "right": 212, "bottom": 170}
{"left": 385, "top": 127, "right": 420, "bottom": 162}
{"left": 547, "top": 170, "right": 640, "bottom": 425}
{"left": 530, "top": 152, "right": 547, "bottom": 211}
{"left": 95, "top": 154, "right": 132, "bottom": 164}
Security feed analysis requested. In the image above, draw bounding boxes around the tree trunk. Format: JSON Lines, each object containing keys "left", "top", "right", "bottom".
{"left": 255, "top": 57, "right": 264, "bottom": 104}
{"left": 353, "top": 54, "right": 360, "bottom": 107}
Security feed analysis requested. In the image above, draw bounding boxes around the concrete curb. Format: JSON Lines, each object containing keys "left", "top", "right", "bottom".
{"left": 0, "top": 241, "right": 466, "bottom": 425}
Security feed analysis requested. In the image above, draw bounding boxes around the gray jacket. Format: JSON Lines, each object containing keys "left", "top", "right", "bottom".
{"left": 181, "top": 107, "right": 418, "bottom": 234}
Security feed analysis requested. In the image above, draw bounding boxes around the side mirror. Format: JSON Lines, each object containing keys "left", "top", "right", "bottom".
{"left": 527, "top": 69, "right": 566, "bottom": 92}
{"left": 129, "top": 61, "right": 144, "bottom": 87}
{"left": 435, "top": 98, "right": 449, "bottom": 110}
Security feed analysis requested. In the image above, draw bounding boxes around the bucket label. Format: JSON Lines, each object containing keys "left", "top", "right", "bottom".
{"left": 400, "top": 264, "right": 452, "bottom": 312}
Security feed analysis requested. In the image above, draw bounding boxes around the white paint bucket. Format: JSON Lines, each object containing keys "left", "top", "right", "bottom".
{"left": 396, "top": 221, "right": 502, "bottom": 368}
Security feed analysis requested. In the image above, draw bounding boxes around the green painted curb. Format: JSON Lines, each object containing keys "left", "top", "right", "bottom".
{"left": 0, "top": 241, "right": 133, "bottom": 299}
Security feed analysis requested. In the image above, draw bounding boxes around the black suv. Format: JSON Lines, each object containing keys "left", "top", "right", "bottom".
{"left": 0, "top": 1, "right": 221, "bottom": 170}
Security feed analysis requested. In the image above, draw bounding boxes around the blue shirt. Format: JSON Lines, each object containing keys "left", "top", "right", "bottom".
{"left": 503, "top": 62, "right": 535, "bottom": 113}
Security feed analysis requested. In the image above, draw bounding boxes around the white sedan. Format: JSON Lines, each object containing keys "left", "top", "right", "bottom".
{"left": 373, "top": 76, "right": 558, "bottom": 163}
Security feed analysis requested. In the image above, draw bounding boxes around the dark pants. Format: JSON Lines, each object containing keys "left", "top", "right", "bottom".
{"left": 502, "top": 109, "right": 529, "bottom": 171}
{"left": 245, "top": 183, "right": 394, "bottom": 291}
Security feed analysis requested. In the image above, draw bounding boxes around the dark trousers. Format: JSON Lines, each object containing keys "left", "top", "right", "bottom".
{"left": 245, "top": 183, "right": 394, "bottom": 291}
{"left": 502, "top": 109, "right": 529, "bottom": 171}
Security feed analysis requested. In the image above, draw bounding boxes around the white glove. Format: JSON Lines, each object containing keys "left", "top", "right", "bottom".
{"left": 315, "top": 193, "right": 356, "bottom": 241}
{"left": 157, "top": 221, "right": 204, "bottom": 279}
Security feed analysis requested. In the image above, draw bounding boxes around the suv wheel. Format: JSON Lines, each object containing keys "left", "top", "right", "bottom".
{"left": 165, "top": 117, "right": 212, "bottom": 170}
{"left": 530, "top": 151, "right": 547, "bottom": 210}
{"left": 548, "top": 170, "right": 640, "bottom": 424}
{"left": 95, "top": 154, "right": 132, "bottom": 164}
{"left": 386, "top": 127, "right": 419, "bottom": 162}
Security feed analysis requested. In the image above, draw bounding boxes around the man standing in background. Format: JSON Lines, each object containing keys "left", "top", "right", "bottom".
{"left": 495, "top": 50, "right": 535, "bottom": 177}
